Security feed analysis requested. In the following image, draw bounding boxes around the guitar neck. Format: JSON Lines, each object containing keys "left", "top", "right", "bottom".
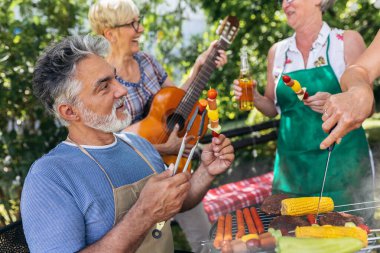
{"left": 176, "top": 38, "right": 231, "bottom": 118}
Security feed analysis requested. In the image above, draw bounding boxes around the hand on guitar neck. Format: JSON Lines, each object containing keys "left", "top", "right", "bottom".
{"left": 182, "top": 41, "right": 228, "bottom": 91}
{"left": 153, "top": 124, "right": 195, "bottom": 156}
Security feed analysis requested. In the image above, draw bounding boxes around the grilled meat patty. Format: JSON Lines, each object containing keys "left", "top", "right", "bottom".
{"left": 260, "top": 194, "right": 289, "bottom": 215}
{"left": 319, "top": 212, "right": 365, "bottom": 226}
{"left": 269, "top": 215, "right": 309, "bottom": 233}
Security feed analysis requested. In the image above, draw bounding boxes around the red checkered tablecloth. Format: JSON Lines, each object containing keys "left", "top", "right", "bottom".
{"left": 202, "top": 171, "right": 273, "bottom": 223}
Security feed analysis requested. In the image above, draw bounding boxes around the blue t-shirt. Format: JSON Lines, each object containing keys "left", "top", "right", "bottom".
{"left": 21, "top": 133, "right": 165, "bottom": 252}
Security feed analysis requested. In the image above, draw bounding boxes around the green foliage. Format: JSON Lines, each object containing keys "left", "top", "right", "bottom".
{"left": 190, "top": 0, "right": 380, "bottom": 122}
{"left": 0, "top": 0, "right": 88, "bottom": 224}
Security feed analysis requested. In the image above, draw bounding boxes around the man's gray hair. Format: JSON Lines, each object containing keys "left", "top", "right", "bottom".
{"left": 321, "top": 0, "right": 336, "bottom": 12}
{"left": 33, "top": 35, "right": 109, "bottom": 125}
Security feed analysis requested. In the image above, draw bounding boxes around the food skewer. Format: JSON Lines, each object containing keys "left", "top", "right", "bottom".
{"left": 282, "top": 75, "right": 309, "bottom": 100}
{"left": 206, "top": 88, "right": 222, "bottom": 136}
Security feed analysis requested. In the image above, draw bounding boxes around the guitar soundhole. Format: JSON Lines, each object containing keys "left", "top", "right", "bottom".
{"left": 166, "top": 113, "right": 185, "bottom": 132}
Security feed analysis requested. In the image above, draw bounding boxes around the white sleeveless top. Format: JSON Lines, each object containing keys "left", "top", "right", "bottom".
{"left": 272, "top": 22, "right": 346, "bottom": 110}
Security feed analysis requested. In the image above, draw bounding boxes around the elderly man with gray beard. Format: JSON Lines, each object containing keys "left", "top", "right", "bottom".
{"left": 20, "top": 35, "right": 234, "bottom": 253}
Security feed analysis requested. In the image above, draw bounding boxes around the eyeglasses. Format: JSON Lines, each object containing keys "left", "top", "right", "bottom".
{"left": 114, "top": 16, "right": 144, "bottom": 33}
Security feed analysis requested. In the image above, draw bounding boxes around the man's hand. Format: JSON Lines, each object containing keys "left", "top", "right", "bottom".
{"left": 201, "top": 134, "right": 234, "bottom": 176}
{"left": 303, "top": 92, "right": 331, "bottom": 114}
{"left": 320, "top": 89, "right": 374, "bottom": 149}
{"left": 137, "top": 166, "right": 191, "bottom": 225}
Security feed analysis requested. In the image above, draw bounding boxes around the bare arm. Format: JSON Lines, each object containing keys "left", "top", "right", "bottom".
{"left": 261, "top": 43, "right": 281, "bottom": 117}
{"left": 80, "top": 169, "right": 191, "bottom": 252}
{"left": 342, "top": 30, "right": 380, "bottom": 88}
{"left": 79, "top": 201, "right": 153, "bottom": 253}
{"left": 320, "top": 30, "right": 375, "bottom": 149}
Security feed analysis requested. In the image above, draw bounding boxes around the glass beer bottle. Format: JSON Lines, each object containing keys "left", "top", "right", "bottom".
{"left": 239, "top": 47, "right": 254, "bottom": 111}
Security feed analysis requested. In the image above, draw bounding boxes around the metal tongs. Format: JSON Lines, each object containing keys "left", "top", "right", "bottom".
{"left": 154, "top": 109, "right": 206, "bottom": 238}
{"left": 172, "top": 107, "right": 207, "bottom": 175}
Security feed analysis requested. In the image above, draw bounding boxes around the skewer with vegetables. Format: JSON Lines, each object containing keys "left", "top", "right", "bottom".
{"left": 282, "top": 75, "right": 309, "bottom": 100}
{"left": 206, "top": 88, "right": 222, "bottom": 137}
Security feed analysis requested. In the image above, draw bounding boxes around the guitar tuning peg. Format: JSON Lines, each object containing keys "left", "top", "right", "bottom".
{"left": 216, "top": 27, "right": 221, "bottom": 35}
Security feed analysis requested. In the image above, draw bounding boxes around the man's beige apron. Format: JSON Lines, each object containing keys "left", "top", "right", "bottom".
{"left": 69, "top": 137, "right": 174, "bottom": 253}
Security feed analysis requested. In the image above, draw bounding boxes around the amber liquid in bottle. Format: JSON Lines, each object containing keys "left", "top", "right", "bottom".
{"left": 239, "top": 48, "right": 254, "bottom": 111}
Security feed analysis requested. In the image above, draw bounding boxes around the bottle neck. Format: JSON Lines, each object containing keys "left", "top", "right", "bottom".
{"left": 240, "top": 54, "right": 249, "bottom": 74}
{"left": 240, "top": 67, "right": 250, "bottom": 79}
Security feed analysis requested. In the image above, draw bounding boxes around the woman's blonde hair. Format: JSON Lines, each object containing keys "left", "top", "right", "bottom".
{"left": 89, "top": 0, "right": 140, "bottom": 35}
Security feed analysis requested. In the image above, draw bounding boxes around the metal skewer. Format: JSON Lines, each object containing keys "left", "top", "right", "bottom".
{"left": 335, "top": 200, "right": 380, "bottom": 208}
{"left": 362, "top": 245, "right": 380, "bottom": 251}
{"left": 367, "top": 236, "right": 380, "bottom": 241}
{"left": 315, "top": 127, "right": 336, "bottom": 223}
{"left": 315, "top": 145, "right": 334, "bottom": 222}
{"left": 340, "top": 205, "right": 380, "bottom": 213}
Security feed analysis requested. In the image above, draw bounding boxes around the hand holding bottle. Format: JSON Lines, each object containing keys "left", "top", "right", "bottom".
{"left": 237, "top": 47, "right": 255, "bottom": 111}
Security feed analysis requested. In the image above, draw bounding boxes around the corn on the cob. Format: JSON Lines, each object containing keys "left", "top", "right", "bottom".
{"left": 281, "top": 197, "right": 334, "bottom": 216}
{"left": 295, "top": 225, "right": 368, "bottom": 246}
{"left": 277, "top": 237, "right": 363, "bottom": 253}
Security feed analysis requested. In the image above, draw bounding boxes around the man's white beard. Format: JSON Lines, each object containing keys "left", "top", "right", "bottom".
{"left": 77, "top": 97, "right": 132, "bottom": 133}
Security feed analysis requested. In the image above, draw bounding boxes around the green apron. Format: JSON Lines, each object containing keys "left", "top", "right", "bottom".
{"left": 273, "top": 36, "right": 373, "bottom": 205}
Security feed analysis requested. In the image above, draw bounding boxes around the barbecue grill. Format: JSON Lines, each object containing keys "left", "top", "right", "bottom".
{"left": 206, "top": 206, "right": 380, "bottom": 253}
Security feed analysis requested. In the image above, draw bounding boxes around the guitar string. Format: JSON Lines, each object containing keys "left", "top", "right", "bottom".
{"left": 155, "top": 40, "right": 229, "bottom": 149}
{"left": 154, "top": 55, "right": 219, "bottom": 148}
{"left": 172, "top": 41, "right": 227, "bottom": 122}
{"left": 177, "top": 40, "right": 226, "bottom": 116}
{"left": 154, "top": 57, "right": 217, "bottom": 147}
{"left": 155, "top": 48, "right": 220, "bottom": 144}
{"left": 155, "top": 40, "right": 228, "bottom": 146}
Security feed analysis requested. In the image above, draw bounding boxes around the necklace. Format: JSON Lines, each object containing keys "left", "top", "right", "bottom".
{"left": 115, "top": 54, "right": 151, "bottom": 99}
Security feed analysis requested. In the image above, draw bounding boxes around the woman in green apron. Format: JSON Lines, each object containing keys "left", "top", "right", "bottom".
{"left": 233, "top": 0, "right": 374, "bottom": 205}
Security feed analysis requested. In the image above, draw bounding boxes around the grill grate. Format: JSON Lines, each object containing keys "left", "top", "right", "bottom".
{"left": 209, "top": 207, "right": 276, "bottom": 241}
{"left": 207, "top": 207, "right": 380, "bottom": 253}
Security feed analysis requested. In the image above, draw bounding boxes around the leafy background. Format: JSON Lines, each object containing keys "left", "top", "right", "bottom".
{"left": 0, "top": 0, "right": 379, "bottom": 249}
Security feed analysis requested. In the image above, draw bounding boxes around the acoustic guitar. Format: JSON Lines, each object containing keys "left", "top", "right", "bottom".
{"left": 126, "top": 16, "right": 240, "bottom": 173}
